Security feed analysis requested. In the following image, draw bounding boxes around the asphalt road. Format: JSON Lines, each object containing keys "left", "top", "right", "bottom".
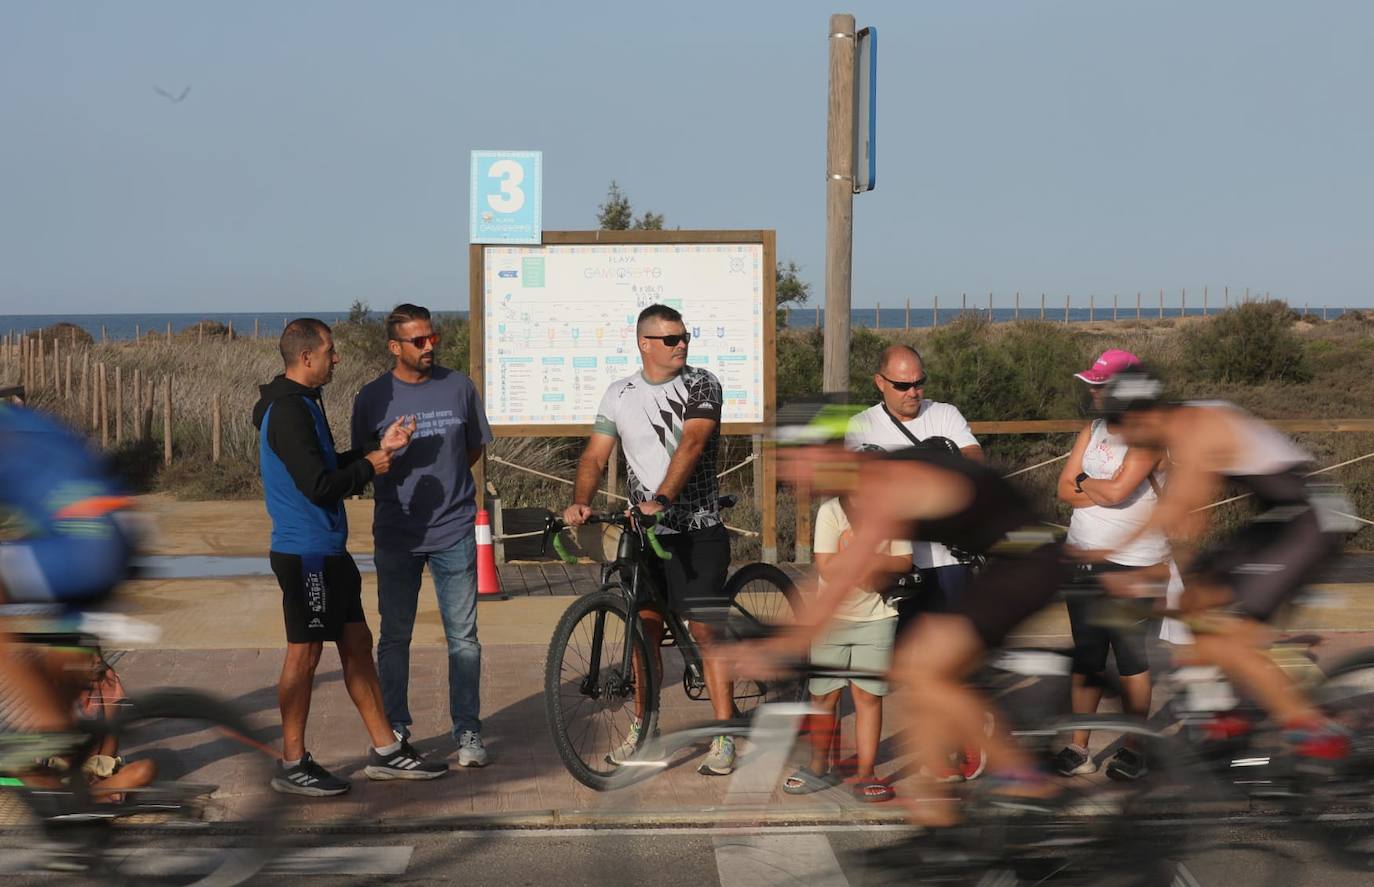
{"left": 3, "top": 820, "right": 1371, "bottom": 886}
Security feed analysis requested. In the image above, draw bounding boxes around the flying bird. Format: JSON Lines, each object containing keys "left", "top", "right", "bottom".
{"left": 154, "top": 85, "right": 191, "bottom": 103}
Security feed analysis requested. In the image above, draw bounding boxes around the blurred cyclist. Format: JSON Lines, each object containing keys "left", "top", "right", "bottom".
{"left": 1089, "top": 366, "right": 1354, "bottom": 763}
{"left": 733, "top": 400, "right": 1071, "bottom": 825}
{"left": 0, "top": 401, "right": 137, "bottom": 745}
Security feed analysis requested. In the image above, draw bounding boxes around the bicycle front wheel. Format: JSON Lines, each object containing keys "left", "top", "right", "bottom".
{"left": 544, "top": 588, "right": 659, "bottom": 791}
{"left": 724, "top": 563, "right": 804, "bottom": 712}
{"left": 87, "top": 689, "right": 283, "bottom": 887}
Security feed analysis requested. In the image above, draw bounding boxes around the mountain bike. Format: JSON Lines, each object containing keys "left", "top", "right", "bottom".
{"left": 541, "top": 496, "right": 801, "bottom": 790}
{"left": 0, "top": 606, "right": 282, "bottom": 886}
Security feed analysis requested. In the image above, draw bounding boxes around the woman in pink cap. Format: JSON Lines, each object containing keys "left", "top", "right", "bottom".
{"left": 1052, "top": 349, "right": 1171, "bottom": 781}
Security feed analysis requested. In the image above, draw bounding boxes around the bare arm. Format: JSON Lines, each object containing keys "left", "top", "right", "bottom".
{"left": 467, "top": 445, "right": 483, "bottom": 469}
{"left": 1080, "top": 446, "right": 1159, "bottom": 507}
{"left": 564, "top": 433, "right": 617, "bottom": 524}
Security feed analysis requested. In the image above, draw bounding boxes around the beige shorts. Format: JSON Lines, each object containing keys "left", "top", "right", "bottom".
{"left": 808, "top": 616, "right": 898, "bottom": 697}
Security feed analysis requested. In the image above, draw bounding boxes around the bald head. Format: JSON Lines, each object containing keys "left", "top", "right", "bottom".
{"left": 874, "top": 345, "right": 926, "bottom": 420}
{"left": 878, "top": 345, "right": 922, "bottom": 376}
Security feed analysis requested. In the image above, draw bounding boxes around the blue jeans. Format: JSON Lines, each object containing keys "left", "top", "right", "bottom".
{"left": 374, "top": 537, "right": 481, "bottom": 739}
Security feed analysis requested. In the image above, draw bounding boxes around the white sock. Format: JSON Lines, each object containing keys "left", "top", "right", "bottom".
{"left": 374, "top": 740, "right": 402, "bottom": 756}
{"left": 282, "top": 757, "right": 302, "bottom": 768}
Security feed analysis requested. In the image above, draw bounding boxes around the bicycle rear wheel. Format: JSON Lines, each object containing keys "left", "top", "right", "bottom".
{"left": 723, "top": 563, "right": 804, "bottom": 713}
{"left": 80, "top": 689, "right": 282, "bottom": 886}
{"left": 544, "top": 588, "right": 659, "bottom": 791}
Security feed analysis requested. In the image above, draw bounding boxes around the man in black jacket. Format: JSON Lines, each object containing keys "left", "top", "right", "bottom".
{"left": 253, "top": 318, "right": 447, "bottom": 796}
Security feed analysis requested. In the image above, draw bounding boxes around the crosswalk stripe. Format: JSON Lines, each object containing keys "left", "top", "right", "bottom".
{"left": 714, "top": 834, "right": 850, "bottom": 887}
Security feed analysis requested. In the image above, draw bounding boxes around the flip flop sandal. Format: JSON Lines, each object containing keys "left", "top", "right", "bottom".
{"left": 783, "top": 767, "right": 841, "bottom": 795}
{"left": 854, "top": 780, "right": 895, "bottom": 803}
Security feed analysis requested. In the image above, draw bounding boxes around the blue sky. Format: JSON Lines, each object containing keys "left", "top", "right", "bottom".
{"left": 2, "top": 1, "right": 1371, "bottom": 313}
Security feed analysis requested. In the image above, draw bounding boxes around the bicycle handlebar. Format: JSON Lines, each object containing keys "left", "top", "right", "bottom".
{"left": 542, "top": 510, "right": 672, "bottom": 566}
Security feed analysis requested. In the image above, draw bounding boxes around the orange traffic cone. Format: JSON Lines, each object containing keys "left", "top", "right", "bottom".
{"left": 476, "top": 509, "right": 506, "bottom": 600}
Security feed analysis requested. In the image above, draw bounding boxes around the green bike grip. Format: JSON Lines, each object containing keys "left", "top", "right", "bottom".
{"left": 551, "top": 532, "right": 579, "bottom": 566}
{"left": 646, "top": 527, "right": 672, "bottom": 561}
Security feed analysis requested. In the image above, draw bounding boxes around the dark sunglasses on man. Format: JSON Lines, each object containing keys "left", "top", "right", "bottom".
{"left": 879, "top": 373, "right": 928, "bottom": 392}
{"left": 394, "top": 333, "right": 440, "bottom": 349}
{"left": 642, "top": 333, "right": 691, "bottom": 347}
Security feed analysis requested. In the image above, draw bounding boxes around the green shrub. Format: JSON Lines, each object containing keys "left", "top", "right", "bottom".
{"left": 924, "top": 317, "right": 1089, "bottom": 421}
{"left": 1177, "top": 301, "right": 1312, "bottom": 385}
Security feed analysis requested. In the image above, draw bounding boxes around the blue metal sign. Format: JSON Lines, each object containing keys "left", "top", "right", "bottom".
{"left": 853, "top": 27, "right": 877, "bottom": 193}
{"left": 470, "top": 150, "right": 543, "bottom": 244}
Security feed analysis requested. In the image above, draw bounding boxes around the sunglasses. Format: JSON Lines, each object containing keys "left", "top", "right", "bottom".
{"left": 394, "top": 333, "right": 439, "bottom": 349}
{"left": 879, "top": 373, "right": 928, "bottom": 392}
{"left": 642, "top": 333, "right": 692, "bottom": 347}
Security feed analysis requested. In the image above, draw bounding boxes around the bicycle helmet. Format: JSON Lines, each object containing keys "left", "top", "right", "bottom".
{"left": 1095, "top": 364, "right": 1166, "bottom": 422}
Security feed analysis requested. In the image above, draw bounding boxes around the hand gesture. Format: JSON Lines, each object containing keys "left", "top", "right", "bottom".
{"left": 381, "top": 415, "right": 417, "bottom": 453}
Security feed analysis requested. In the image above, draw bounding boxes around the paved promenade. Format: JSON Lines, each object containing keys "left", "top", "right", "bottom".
{"left": 54, "top": 496, "right": 1374, "bottom": 829}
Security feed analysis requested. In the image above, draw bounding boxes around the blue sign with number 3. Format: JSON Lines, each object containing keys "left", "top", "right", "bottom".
{"left": 470, "top": 150, "right": 542, "bottom": 244}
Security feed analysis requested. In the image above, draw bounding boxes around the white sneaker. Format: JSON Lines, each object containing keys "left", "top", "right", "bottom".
{"left": 457, "top": 730, "right": 489, "bottom": 768}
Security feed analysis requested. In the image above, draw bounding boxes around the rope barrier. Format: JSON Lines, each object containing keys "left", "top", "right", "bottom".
{"left": 1002, "top": 452, "right": 1069, "bottom": 479}
{"left": 716, "top": 452, "right": 757, "bottom": 479}
{"left": 1191, "top": 450, "right": 1374, "bottom": 514}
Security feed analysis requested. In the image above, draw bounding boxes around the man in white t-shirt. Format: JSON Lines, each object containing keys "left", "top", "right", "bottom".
{"left": 845, "top": 345, "right": 983, "bottom": 631}
{"left": 564, "top": 304, "right": 737, "bottom": 776}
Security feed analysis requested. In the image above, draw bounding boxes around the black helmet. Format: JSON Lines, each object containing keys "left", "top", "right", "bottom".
{"left": 1096, "top": 365, "right": 1166, "bottom": 421}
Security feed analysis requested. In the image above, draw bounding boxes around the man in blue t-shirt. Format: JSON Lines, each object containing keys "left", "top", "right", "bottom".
{"left": 351, "top": 304, "right": 493, "bottom": 767}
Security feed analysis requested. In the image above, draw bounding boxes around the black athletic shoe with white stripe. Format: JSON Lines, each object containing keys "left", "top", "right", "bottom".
{"left": 271, "top": 753, "right": 351, "bottom": 797}
{"left": 364, "top": 739, "right": 449, "bottom": 781}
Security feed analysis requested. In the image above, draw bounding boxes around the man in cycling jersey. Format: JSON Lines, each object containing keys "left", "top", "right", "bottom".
{"left": 562, "top": 304, "right": 737, "bottom": 775}
{"left": 0, "top": 401, "right": 136, "bottom": 738}
{"left": 1088, "top": 367, "right": 1352, "bottom": 761}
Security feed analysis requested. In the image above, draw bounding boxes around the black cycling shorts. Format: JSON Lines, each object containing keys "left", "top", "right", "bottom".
{"left": 651, "top": 524, "right": 731, "bottom": 623}
{"left": 270, "top": 551, "right": 366, "bottom": 644}
{"left": 956, "top": 543, "right": 1071, "bottom": 650}
{"left": 1066, "top": 561, "right": 1153, "bottom": 678}
{"left": 1188, "top": 505, "right": 1340, "bottom": 622}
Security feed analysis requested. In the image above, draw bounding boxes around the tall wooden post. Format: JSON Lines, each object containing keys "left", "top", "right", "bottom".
{"left": 131, "top": 368, "right": 141, "bottom": 441}
{"left": 64, "top": 353, "right": 72, "bottom": 401}
{"left": 166, "top": 322, "right": 172, "bottom": 343}
{"left": 933, "top": 295, "right": 939, "bottom": 326}
{"left": 1203, "top": 286, "right": 1208, "bottom": 316}
{"left": 1014, "top": 292, "right": 1020, "bottom": 320}
{"left": 1137, "top": 292, "right": 1142, "bottom": 320}
{"left": 875, "top": 302, "right": 880, "bottom": 329}
{"left": 52, "top": 336, "right": 60, "bottom": 393}
{"left": 1089, "top": 294, "right": 1094, "bottom": 323}
{"left": 1064, "top": 295, "right": 1070, "bottom": 323}
{"left": 1113, "top": 294, "right": 1118, "bottom": 322}
{"left": 1159, "top": 289, "right": 1164, "bottom": 319}
{"left": 904, "top": 298, "right": 910, "bottom": 331}
{"left": 1182, "top": 288, "right": 1187, "bottom": 317}
{"left": 136, "top": 323, "right": 141, "bottom": 341}
{"left": 987, "top": 292, "right": 992, "bottom": 322}
{"left": 37, "top": 334, "right": 45, "bottom": 389}
{"left": 822, "top": 12, "right": 856, "bottom": 394}
{"left": 254, "top": 318, "right": 260, "bottom": 339}
{"left": 80, "top": 352, "right": 89, "bottom": 413}
{"left": 1040, "top": 293, "right": 1045, "bottom": 320}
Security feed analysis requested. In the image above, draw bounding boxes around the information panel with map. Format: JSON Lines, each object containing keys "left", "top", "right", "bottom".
{"left": 479, "top": 239, "right": 770, "bottom": 428}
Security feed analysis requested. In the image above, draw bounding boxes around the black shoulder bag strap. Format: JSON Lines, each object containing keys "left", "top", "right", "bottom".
{"left": 881, "top": 404, "right": 924, "bottom": 448}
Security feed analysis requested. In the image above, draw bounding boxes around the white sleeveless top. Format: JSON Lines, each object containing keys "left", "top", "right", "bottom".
{"left": 1065, "top": 420, "right": 1170, "bottom": 566}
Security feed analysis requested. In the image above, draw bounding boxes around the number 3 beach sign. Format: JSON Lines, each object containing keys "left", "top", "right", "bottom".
{"left": 470, "top": 150, "right": 543, "bottom": 244}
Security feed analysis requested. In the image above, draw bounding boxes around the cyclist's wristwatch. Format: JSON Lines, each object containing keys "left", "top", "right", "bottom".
{"left": 1074, "top": 471, "right": 1089, "bottom": 493}
{"left": 652, "top": 494, "right": 671, "bottom": 508}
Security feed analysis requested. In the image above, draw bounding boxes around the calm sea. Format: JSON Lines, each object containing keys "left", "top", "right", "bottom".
{"left": 0, "top": 304, "right": 1351, "bottom": 341}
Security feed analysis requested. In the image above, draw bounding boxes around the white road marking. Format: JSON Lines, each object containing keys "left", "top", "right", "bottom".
{"left": 714, "top": 833, "right": 850, "bottom": 887}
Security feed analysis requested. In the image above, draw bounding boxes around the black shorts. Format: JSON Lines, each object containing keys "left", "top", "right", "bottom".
{"left": 1066, "top": 561, "right": 1152, "bottom": 677}
{"left": 1188, "top": 505, "right": 1340, "bottom": 621}
{"left": 652, "top": 524, "right": 731, "bottom": 622}
{"left": 270, "top": 551, "right": 366, "bottom": 644}
{"left": 955, "top": 543, "right": 1071, "bottom": 650}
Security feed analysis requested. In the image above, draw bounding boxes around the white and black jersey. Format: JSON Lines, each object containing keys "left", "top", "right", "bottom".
{"left": 593, "top": 365, "right": 723, "bottom": 534}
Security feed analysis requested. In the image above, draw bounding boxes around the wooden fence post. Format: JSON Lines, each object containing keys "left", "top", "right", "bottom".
{"left": 228, "top": 320, "right": 234, "bottom": 341}
{"left": 1203, "top": 286, "right": 1208, "bottom": 316}
{"left": 163, "top": 376, "right": 173, "bottom": 466}
{"left": 114, "top": 365, "right": 123, "bottom": 446}
{"left": 933, "top": 295, "right": 939, "bottom": 327}
{"left": 254, "top": 318, "right": 259, "bottom": 339}
{"left": 1182, "top": 288, "right": 1187, "bottom": 317}
{"left": 1136, "top": 292, "right": 1141, "bottom": 320}
{"left": 1040, "top": 293, "right": 1046, "bottom": 320}
{"left": 101, "top": 325, "right": 106, "bottom": 343}
{"left": 135, "top": 323, "right": 141, "bottom": 341}
{"left": 198, "top": 322, "right": 204, "bottom": 345}
{"left": 1089, "top": 294, "right": 1094, "bottom": 323}
{"left": 961, "top": 293, "right": 967, "bottom": 316}
{"left": 1113, "top": 293, "right": 1118, "bottom": 322}
{"left": 167, "top": 322, "right": 172, "bottom": 343}
{"left": 1064, "top": 294, "right": 1070, "bottom": 323}
{"left": 80, "top": 352, "right": 89, "bottom": 413}
{"left": 1014, "top": 291, "right": 1020, "bottom": 321}
{"left": 904, "top": 298, "right": 910, "bottom": 331}
{"left": 89, "top": 358, "right": 98, "bottom": 431}
{"left": 875, "top": 302, "right": 880, "bottom": 329}
{"left": 99, "top": 363, "right": 108, "bottom": 448}
{"left": 64, "top": 353, "right": 72, "bottom": 401}
{"left": 131, "top": 368, "right": 141, "bottom": 441}
{"left": 212, "top": 392, "right": 222, "bottom": 463}
{"left": 37, "top": 334, "right": 45, "bottom": 389}
{"left": 1159, "top": 289, "right": 1164, "bottom": 319}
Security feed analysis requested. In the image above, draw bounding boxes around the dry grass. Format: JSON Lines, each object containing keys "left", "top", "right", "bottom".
{"left": 8, "top": 310, "right": 1374, "bottom": 556}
